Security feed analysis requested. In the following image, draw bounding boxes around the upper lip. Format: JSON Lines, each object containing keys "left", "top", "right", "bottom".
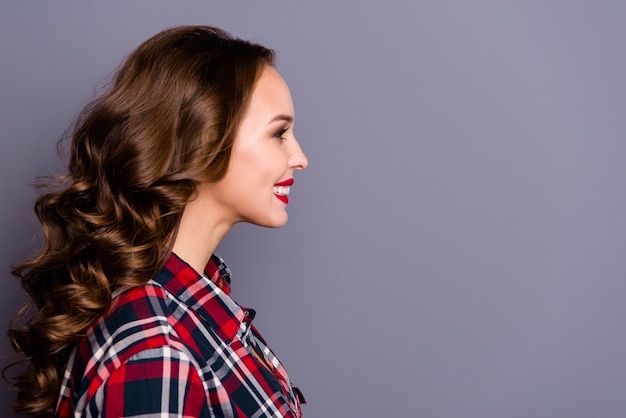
{"left": 274, "top": 178, "right": 294, "bottom": 186}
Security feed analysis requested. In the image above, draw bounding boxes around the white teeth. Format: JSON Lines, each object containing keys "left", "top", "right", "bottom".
{"left": 273, "top": 186, "right": 290, "bottom": 195}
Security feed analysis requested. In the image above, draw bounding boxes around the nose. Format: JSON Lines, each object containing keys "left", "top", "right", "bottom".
{"left": 289, "top": 137, "right": 309, "bottom": 170}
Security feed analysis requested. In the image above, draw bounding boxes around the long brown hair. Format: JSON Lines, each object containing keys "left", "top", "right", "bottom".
{"left": 6, "top": 25, "right": 275, "bottom": 417}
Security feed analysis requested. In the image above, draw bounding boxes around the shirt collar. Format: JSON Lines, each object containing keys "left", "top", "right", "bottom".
{"left": 152, "top": 251, "right": 251, "bottom": 343}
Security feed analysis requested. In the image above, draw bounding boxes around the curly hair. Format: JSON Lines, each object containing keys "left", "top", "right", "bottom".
{"left": 6, "top": 25, "right": 275, "bottom": 417}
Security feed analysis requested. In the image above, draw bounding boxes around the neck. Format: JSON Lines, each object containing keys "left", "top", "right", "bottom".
{"left": 172, "top": 187, "right": 235, "bottom": 274}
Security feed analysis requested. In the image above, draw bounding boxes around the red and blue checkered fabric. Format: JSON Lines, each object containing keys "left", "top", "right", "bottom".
{"left": 55, "top": 252, "right": 304, "bottom": 417}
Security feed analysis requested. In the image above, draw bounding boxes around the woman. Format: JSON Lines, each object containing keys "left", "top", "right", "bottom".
{"left": 7, "top": 25, "right": 308, "bottom": 417}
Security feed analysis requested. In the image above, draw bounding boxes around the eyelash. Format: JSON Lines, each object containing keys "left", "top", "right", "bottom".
{"left": 274, "top": 127, "right": 289, "bottom": 140}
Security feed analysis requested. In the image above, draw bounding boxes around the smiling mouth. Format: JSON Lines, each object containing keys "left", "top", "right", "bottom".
{"left": 273, "top": 185, "right": 290, "bottom": 204}
{"left": 274, "top": 178, "right": 293, "bottom": 204}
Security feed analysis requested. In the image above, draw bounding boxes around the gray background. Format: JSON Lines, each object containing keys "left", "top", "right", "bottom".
{"left": 1, "top": 1, "right": 625, "bottom": 417}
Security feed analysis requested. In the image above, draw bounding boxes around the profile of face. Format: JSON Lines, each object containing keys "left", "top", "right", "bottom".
{"left": 197, "top": 66, "right": 309, "bottom": 229}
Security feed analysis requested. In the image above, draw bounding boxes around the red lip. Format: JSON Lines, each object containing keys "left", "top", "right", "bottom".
{"left": 274, "top": 178, "right": 294, "bottom": 186}
{"left": 274, "top": 194, "right": 289, "bottom": 204}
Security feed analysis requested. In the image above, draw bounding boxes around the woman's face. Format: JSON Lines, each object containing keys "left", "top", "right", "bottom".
{"left": 200, "top": 66, "right": 309, "bottom": 228}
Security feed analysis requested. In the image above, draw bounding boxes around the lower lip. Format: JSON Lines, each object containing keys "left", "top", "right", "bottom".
{"left": 274, "top": 193, "right": 289, "bottom": 204}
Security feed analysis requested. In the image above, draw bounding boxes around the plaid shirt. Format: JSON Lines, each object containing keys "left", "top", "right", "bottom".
{"left": 55, "top": 252, "right": 304, "bottom": 417}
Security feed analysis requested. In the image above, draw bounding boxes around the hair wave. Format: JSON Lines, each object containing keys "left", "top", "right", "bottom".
{"left": 5, "top": 25, "right": 274, "bottom": 417}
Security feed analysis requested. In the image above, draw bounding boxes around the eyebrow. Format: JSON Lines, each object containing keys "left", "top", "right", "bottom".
{"left": 267, "top": 114, "right": 294, "bottom": 125}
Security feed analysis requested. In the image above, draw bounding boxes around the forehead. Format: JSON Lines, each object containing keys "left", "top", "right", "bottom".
{"left": 245, "top": 66, "right": 294, "bottom": 119}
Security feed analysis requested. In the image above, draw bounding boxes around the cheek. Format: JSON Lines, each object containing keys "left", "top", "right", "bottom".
{"left": 240, "top": 146, "right": 285, "bottom": 180}
{"left": 227, "top": 151, "right": 273, "bottom": 194}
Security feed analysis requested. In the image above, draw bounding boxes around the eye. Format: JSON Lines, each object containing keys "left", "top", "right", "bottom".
{"left": 274, "top": 127, "right": 289, "bottom": 140}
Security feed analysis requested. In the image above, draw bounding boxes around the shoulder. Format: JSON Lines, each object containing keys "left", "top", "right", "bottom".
{"left": 71, "top": 282, "right": 182, "bottom": 383}
{"left": 64, "top": 282, "right": 208, "bottom": 409}
{"left": 102, "top": 281, "right": 172, "bottom": 346}
{"left": 72, "top": 343, "right": 212, "bottom": 417}
{"left": 107, "top": 280, "right": 171, "bottom": 329}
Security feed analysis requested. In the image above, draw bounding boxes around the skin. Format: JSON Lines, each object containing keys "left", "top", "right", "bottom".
{"left": 172, "top": 66, "right": 309, "bottom": 273}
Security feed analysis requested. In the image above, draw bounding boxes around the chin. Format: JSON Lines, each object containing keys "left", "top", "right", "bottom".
{"left": 267, "top": 217, "right": 289, "bottom": 229}
{"left": 251, "top": 213, "right": 289, "bottom": 229}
